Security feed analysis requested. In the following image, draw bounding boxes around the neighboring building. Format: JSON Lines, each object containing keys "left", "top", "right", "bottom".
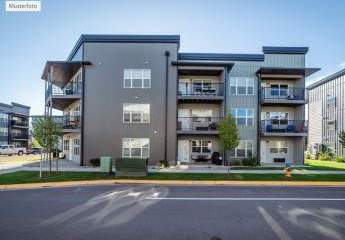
{"left": 41, "top": 35, "right": 319, "bottom": 166}
{"left": 307, "top": 68, "right": 345, "bottom": 155}
{"left": 0, "top": 102, "right": 30, "bottom": 148}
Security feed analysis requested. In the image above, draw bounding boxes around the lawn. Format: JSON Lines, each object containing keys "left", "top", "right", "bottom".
{"left": 1, "top": 171, "right": 345, "bottom": 185}
{"left": 0, "top": 155, "right": 41, "bottom": 164}
{"left": 305, "top": 159, "right": 345, "bottom": 170}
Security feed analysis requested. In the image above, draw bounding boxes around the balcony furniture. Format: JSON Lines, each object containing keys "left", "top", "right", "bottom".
{"left": 266, "top": 125, "right": 273, "bottom": 132}
{"left": 208, "top": 122, "right": 218, "bottom": 130}
{"left": 287, "top": 125, "right": 295, "bottom": 132}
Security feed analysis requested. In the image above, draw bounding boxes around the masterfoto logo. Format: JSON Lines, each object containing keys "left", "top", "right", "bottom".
{"left": 5, "top": 1, "right": 41, "bottom": 12}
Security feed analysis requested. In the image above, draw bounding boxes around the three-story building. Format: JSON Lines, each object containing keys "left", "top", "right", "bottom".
{"left": 41, "top": 35, "right": 319, "bottom": 165}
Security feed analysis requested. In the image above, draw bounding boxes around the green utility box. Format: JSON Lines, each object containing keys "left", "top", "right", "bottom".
{"left": 100, "top": 156, "right": 113, "bottom": 173}
{"left": 116, "top": 158, "right": 148, "bottom": 177}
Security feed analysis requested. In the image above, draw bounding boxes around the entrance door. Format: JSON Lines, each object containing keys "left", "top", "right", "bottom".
{"left": 72, "top": 138, "right": 80, "bottom": 162}
{"left": 178, "top": 109, "right": 190, "bottom": 130}
{"left": 178, "top": 140, "right": 190, "bottom": 163}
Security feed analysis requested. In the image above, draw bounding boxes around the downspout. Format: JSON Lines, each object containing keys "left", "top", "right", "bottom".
{"left": 223, "top": 67, "right": 229, "bottom": 165}
{"left": 164, "top": 51, "right": 170, "bottom": 162}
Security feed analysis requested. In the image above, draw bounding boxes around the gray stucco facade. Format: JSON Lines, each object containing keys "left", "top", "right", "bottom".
{"left": 42, "top": 35, "right": 319, "bottom": 166}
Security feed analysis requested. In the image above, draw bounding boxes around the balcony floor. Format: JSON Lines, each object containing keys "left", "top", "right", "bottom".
{"left": 46, "top": 94, "right": 81, "bottom": 110}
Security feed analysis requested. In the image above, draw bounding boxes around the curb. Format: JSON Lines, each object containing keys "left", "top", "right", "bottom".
{"left": 1, "top": 179, "right": 345, "bottom": 190}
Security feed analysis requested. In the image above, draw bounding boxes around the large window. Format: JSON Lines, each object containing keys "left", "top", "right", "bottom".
{"left": 191, "top": 140, "right": 212, "bottom": 154}
{"left": 122, "top": 138, "right": 149, "bottom": 158}
{"left": 124, "top": 69, "right": 151, "bottom": 88}
{"left": 123, "top": 104, "right": 150, "bottom": 123}
{"left": 230, "top": 140, "right": 253, "bottom": 158}
{"left": 0, "top": 113, "right": 8, "bottom": 124}
{"left": 269, "top": 141, "right": 288, "bottom": 154}
{"left": 230, "top": 77, "right": 254, "bottom": 96}
{"left": 73, "top": 139, "right": 80, "bottom": 156}
{"left": 63, "top": 140, "right": 69, "bottom": 151}
{"left": 231, "top": 108, "right": 254, "bottom": 126}
{"left": 0, "top": 127, "right": 8, "bottom": 136}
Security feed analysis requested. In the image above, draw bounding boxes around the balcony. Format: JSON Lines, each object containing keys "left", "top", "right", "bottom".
{"left": 261, "top": 87, "right": 305, "bottom": 105}
{"left": 54, "top": 116, "right": 81, "bottom": 133}
{"left": 10, "top": 133, "right": 29, "bottom": 140}
{"left": 46, "top": 82, "right": 82, "bottom": 110}
{"left": 178, "top": 82, "right": 224, "bottom": 103}
{"left": 261, "top": 120, "right": 307, "bottom": 137}
{"left": 177, "top": 117, "right": 222, "bottom": 134}
{"left": 10, "top": 120, "right": 29, "bottom": 128}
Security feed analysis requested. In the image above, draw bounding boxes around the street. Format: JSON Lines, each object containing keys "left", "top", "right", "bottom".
{"left": 0, "top": 185, "right": 345, "bottom": 240}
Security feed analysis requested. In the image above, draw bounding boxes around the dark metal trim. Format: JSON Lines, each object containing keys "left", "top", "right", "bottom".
{"left": 179, "top": 53, "right": 264, "bottom": 62}
{"left": 164, "top": 51, "right": 170, "bottom": 163}
{"left": 263, "top": 46, "right": 309, "bottom": 54}
{"left": 80, "top": 44, "right": 85, "bottom": 166}
{"left": 307, "top": 67, "right": 345, "bottom": 90}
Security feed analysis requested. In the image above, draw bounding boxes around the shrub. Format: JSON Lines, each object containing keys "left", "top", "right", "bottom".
{"left": 242, "top": 156, "right": 258, "bottom": 166}
{"left": 335, "top": 155, "right": 345, "bottom": 163}
{"left": 89, "top": 158, "right": 100, "bottom": 167}
{"left": 318, "top": 153, "right": 333, "bottom": 161}
{"left": 159, "top": 159, "right": 169, "bottom": 168}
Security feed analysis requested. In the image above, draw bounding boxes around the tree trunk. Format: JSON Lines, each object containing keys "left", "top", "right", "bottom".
{"left": 56, "top": 149, "right": 59, "bottom": 172}
{"left": 49, "top": 150, "right": 52, "bottom": 174}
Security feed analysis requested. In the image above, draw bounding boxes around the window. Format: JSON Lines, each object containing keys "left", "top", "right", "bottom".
{"left": 268, "top": 112, "right": 288, "bottom": 125}
{"left": 122, "top": 138, "right": 149, "bottom": 158}
{"left": 0, "top": 127, "right": 8, "bottom": 136}
{"left": 0, "top": 113, "right": 8, "bottom": 124}
{"left": 191, "top": 140, "right": 212, "bottom": 154}
{"left": 230, "top": 140, "right": 253, "bottom": 158}
{"left": 327, "top": 96, "right": 336, "bottom": 107}
{"left": 230, "top": 77, "right": 254, "bottom": 95}
{"left": 230, "top": 108, "right": 254, "bottom": 126}
{"left": 63, "top": 140, "right": 69, "bottom": 151}
{"left": 73, "top": 139, "right": 80, "bottom": 156}
{"left": 124, "top": 69, "right": 151, "bottom": 88}
{"left": 269, "top": 141, "right": 288, "bottom": 154}
{"left": 123, "top": 104, "right": 150, "bottom": 123}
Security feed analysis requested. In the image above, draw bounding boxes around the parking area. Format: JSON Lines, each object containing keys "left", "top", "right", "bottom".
{"left": 0, "top": 155, "right": 41, "bottom": 171}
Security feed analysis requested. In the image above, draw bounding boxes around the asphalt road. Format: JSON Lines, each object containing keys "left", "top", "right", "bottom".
{"left": 0, "top": 185, "right": 345, "bottom": 240}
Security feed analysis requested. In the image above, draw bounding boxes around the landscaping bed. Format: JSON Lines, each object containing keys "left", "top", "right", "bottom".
{"left": 1, "top": 171, "right": 345, "bottom": 185}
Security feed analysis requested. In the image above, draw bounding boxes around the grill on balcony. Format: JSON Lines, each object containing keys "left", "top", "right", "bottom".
{"left": 177, "top": 117, "right": 222, "bottom": 132}
{"left": 46, "top": 82, "right": 82, "bottom": 99}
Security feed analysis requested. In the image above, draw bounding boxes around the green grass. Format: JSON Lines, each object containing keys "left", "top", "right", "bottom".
{"left": 305, "top": 159, "right": 345, "bottom": 170}
{"left": 1, "top": 171, "right": 345, "bottom": 185}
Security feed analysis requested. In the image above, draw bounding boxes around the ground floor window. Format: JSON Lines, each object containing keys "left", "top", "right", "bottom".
{"left": 73, "top": 139, "right": 80, "bottom": 156}
{"left": 269, "top": 141, "right": 288, "bottom": 154}
{"left": 229, "top": 140, "right": 253, "bottom": 158}
{"left": 122, "top": 138, "right": 149, "bottom": 158}
{"left": 63, "top": 139, "right": 69, "bottom": 151}
{"left": 191, "top": 140, "right": 212, "bottom": 154}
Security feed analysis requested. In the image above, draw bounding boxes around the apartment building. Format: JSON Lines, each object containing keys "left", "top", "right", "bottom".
{"left": 307, "top": 68, "right": 345, "bottom": 155}
{"left": 0, "top": 102, "right": 30, "bottom": 148}
{"left": 41, "top": 35, "right": 319, "bottom": 165}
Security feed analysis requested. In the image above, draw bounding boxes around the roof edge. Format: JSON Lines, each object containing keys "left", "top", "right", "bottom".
{"left": 307, "top": 68, "right": 345, "bottom": 90}
{"left": 263, "top": 46, "right": 309, "bottom": 55}
{"left": 179, "top": 53, "right": 264, "bottom": 62}
{"left": 67, "top": 34, "right": 181, "bottom": 61}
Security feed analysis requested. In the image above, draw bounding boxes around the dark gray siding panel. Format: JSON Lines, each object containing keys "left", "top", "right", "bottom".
{"left": 83, "top": 42, "right": 178, "bottom": 165}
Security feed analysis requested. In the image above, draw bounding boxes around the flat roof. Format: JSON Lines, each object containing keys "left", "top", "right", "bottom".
{"left": 178, "top": 53, "right": 264, "bottom": 62}
{"left": 263, "top": 46, "right": 309, "bottom": 55}
{"left": 307, "top": 68, "right": 345, "bottom": 90}
{"left": 68, "top": 34, "right": 181, "bottom": 61}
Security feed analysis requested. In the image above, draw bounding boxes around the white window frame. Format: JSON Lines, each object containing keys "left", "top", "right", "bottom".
{"left": 123, "top": 103, "right": 150, "bottom": 123}
{"left": 230, "top": 140, "right": 253, "bottom": 158}
{"left": 122, "top": 138, "right": 150, "bottom": 158}
{"left": 63, "top": 139, "right": 69, "bottom": 151}
{"left": 230, "top": 77, "right": 254, "bottom": 96}
{"left": 123, "top": 69, "right": 151, "bottom": 89}
{"left": 269, "top": 141, "right": 288, "bottom": 154}
{"left": 230, "top": 108, "right": 254, "bottom": 126}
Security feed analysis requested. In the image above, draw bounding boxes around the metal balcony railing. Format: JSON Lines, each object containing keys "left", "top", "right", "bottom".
{"left": 46, "top": 82, "right": 82, "bottom": 99}
{"left": 261, "top": 120, "right": 308, "bottom": 133}
{"left": 10, "top": 120, "right": 29, "bottom": 127}
{"left": 54, "top": 116, "right": 81, "bottom": 129}
{"left": 177, "top": 117, "right": 222, "bottom": 131}
{"left": 11, "top": 133, "right": 29, "bottom": 139}
{"left": 178, "top": 82, "right": 224, "bottom": 96}
{"left": 261, "top": 87, "right": 305, "bottom": 101}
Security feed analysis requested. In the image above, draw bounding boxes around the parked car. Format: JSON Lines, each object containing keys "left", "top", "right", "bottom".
{"left": 26, "top": 148, "right": 42, "bottom": 155}
{"left": 0, "top": 145, "right": 26, "bottom": 156}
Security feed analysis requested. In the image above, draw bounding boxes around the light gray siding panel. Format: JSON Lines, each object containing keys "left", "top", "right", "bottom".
{"left": 264, "top": 54, "right": 305, "bottom": 68}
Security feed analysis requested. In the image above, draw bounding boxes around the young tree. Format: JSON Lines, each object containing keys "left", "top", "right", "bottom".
{"left": 33, "top": 117, "right": 62, "bottom": 174}
{"left": 218, "top": 113, "right": 240, "bottom": 165}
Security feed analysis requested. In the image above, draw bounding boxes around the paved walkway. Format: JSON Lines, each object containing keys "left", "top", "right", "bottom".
{"left": 1, "top": 160, "right": 345, "bottom": 175}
